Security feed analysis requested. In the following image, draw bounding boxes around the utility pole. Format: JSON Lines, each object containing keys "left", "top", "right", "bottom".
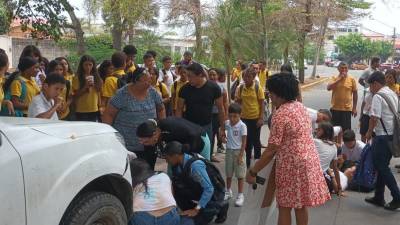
{"left": 393, "top": 27, "right": 396, "bottom": 64}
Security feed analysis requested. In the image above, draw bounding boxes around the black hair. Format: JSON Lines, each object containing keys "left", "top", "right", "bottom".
{"left": 266, "top": 73, "right": 299, "bottom": 101}
{"left": 240, "top": 63, "right": 248, "bottom": 71}
{"left": 19, "top": 45, "right": 42, "bottom": 62}
{"left": 367, "top": 71, "right": 385, "bottom": 85}
{"left": 243, "top": 67, "right": 257, "bottom": 78}
{"left": 318, "top": 109, "right": 332, "bottom": 121}
{"left": 337, "top": 62, "right": 348, "bottom": 69}
{"left": 0, "top": 53, "right": 8, "bottom": 68}
{"left": 98, "top": 60, "right": 113, "bottom": 82}
{"left": 76, "top": 55, "right": 101, "bottom": 91}
{"left": 183, "top": 51, "right": 193, "bottom": 57}
{"left": 3, "top": 71, "right": 20, "bottom": 93}
{"left": 18, "top": 56, "right": 38, "bottom": 72}
{"left": 215, "top": 68, "right": 226, "bottom": 79}
{"left": 129, "top": 67, "right": 147, "bottom": 83}
{"left": 371, "top": 57, "right": 380, "bottom": 66}
{"left": 130, "top": 158, "right": 155, "bottom": 193}
{"left": 55, "top": 57, "right": 74, "bottom": 74}
{"left": 0, "top": 48, "right": 5, "bottom": 54}
{"left": 40, "top": 57, "right": 49, "bottom": 70}
{"left": 318, "top": 121, "right": 334, "bottom": 141}
{"left": 148, "top": 67, "right": 159, "bottom": 78}
{"left": 146, "top": 50, "right": 157, "bottom": 59}
{"left": 143, "top": 53, "right": 154, "bottom": 61}
{"left": 123, "top": 45, "right": 138, "bottom": 56}
{"left": 185, "top": 62, "right": 205, "bottom": 76}
{"left": 385, "top": 69, "right": 397, "bottom": 81}
{"left": 162, "top": 56, "right": 172, "bottom": 63}
{"left": 280, "top": 63, "right": 293, "bottom": 73}
{"left": 43, "top": 72, "right": 66, "bottom": 86}
{"left": 46, "top": 59, "right": 64, "bottom": 75}
{"left": 163, "top": 141, "right": 185, "bottom": 156}
{"left": 343, "top": 129, "right": 356, "bottom": 143}
{"left": 136, "top": 119, "right": 158, "bottom": 138}
{"left": 228, "top": 103, "right": 242, "bottom": 114}
{"left": 111, "top": 51, "right": 127, "bottom": 68}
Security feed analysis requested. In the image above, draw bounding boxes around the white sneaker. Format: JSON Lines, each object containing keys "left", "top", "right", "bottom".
{"left": 224, "top": 189, "right": 233, "bottom": 200}
{"left": 235, "top": 193, "right": 245, "bottom": 207}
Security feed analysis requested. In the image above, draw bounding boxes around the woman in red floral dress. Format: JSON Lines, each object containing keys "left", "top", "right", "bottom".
{"left": 247, "top": 73, "right": 330, "bottom": 225}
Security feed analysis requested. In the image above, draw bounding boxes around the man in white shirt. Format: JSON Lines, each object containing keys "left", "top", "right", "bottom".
{"left": 28, "top": 74, "right": 65, "bottom": 120}
{"left": 365, "top": 71, "right": 400, "bottom": 211}
{"left": 159, "top": 56, "right": 175, "bottom": 94}
{"left": 307, "top": 108, "right": 342, "bottom": 138}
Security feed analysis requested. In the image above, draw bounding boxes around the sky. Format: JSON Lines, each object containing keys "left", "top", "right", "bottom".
{"left": 67, "top": 0, "right": 400, "bottom": 37}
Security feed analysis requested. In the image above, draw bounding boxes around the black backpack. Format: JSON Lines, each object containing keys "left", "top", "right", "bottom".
{"left": 117, "top": 75, "right": 128, "bottom": 89}
{"left": 172, "top": 154, "right": 226, "bottom": 210}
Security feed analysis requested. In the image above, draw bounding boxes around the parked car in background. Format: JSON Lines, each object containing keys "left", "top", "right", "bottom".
{"left": 350, "top": 62, "right": 368, "bottom": 70}
{"left": 379, "top": 63, "right": 400, "bottom": 72}
{"left": 0, "top": 117, "right": 133, "bottom": 225}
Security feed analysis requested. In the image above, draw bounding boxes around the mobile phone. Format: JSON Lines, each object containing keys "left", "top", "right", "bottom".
{"left": 252, "top": 176, "right": 266, "bottom": 190}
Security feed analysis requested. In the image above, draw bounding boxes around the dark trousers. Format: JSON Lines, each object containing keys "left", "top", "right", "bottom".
{"left": 242, "top": 118, "right": 262, "bottom": 168}
{"left": 75, "top": 112, "right": 100, "bottom": 122}
{"left": 134, "top": 146, "right": 157, "bottom": 170}
{"left": 211, "top": 113, "right": 223, "bottom": 156}
{"left": 371, "top": 135, "right": 400, "bottom": 201}
{"left": 330, "top": 109, "right": 352, "bottom": 131}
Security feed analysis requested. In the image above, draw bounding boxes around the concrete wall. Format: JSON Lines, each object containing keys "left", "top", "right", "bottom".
{"left": 0, "top": 35, "right": 13, "bottom": 68}
{"left": 11, "top": 38, "right": 70, "bottom": 69}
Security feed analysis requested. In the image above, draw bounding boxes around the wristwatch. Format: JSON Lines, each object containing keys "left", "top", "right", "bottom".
{"left": 195, "top": 205, "right": 201, "bottom": 210}
{"left": 249, "top": 168, "right": 257, "bottom": 177}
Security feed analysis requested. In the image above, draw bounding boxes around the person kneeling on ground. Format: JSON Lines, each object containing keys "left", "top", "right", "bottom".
{"left": 129, "top": 158, "right": 180, "bottom": 225}
{"left": 163, "top": 141, "right": 228, "bottom": 225}
{"left": 338, "top": 129, "right": 365, "bottom": 171}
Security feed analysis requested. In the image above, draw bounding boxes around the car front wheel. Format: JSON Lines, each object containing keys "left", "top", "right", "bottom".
{"left": 60, "top": 191, "right": 127, "bottom": 225}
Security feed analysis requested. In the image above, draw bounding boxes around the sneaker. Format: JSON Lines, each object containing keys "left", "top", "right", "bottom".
{"left": 235, "top": 194, "right": 245, "bottom": 207}
{"left": 384, "top": 200, "right": 400, "bottom": 211}
{"left": 365, "top": 197, "right": 386, "bottom": 207}
{"left": 224, "top": 190, "right": 233, "bottom": 201}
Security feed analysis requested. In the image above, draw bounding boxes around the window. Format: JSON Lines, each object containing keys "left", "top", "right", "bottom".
{"left": 328, "top": 35, "right": 334, "bottom": 40}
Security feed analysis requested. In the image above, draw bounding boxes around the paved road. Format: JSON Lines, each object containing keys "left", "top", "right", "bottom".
{"left": 213, "top": 66, "right": 400, "bottom": 225}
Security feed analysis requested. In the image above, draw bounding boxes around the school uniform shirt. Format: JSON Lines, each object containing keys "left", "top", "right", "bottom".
{"left": 314, "top": 139, "right": 337, "bottom": 172}
{"left": 232, "top": 68, "right": 241, "bottom": 81}
{"left": 179, "top": 81, "right": 222, "bottom": 126}
{"left": 59, "top": 81, "right": 73, "bottom": 120}
{"left": 341, "top": 140, "right": 365, "bottom": 162}
{"left": 225, "top": 120, "right": 247, "bottom": 150}
{"left": 10, "top": 76, "right": 40, "bottom": 114}
{"left": 102, "top": 70, "right": 125, "bottom": 98}
{"left": 362, "top": 91, "right": 373, "bottom": 115}
{"left": 307, "top": 107, "right": 342, "bottom": 137}
{"left": 127, "top": 64, "right": 136, "bottom": 73}
{"left": 0, "top": 76, "right": 4, "bottom": 111}
{"left": 171, "top": 80, "right": 188, "bottom": 110}
{"left": 153, "top": 81, "right": 169, "bottom": 99}
{"left": 370, "top": 86, "right": 399, "bottom": 136}
{"left": 72, "top": 76, "right": 99, "bottom": 113}
{"left": 236, "top": 83, "right": 265, "bottom": 120}
{"left": 64, "top": 73, "right": 75, "bottom": 83}
{"left": 259, "top": 69, "right": 269, "bottom": 90}
{"left": 158, "top": 68, "right": 174, "bottom": 95}
{"left": 329, "top": 75, "right": 357, "bottom": 111}
{"left": 388, "top": 83, "right": 400, "bottom": 95}
{"left": 28, "top": 92, "right": 58, "bottom": 120}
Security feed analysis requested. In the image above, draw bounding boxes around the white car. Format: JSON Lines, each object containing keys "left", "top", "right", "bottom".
{"left": 0, "top": 117, "right": 133, "bottom": 225}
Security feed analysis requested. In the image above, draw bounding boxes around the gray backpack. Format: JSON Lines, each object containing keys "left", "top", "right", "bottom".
{"left": 376, "top": 92, "right": 400, "bottom": 158}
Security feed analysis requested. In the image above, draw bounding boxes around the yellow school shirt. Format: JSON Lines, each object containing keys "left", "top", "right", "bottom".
{"left": 232, "top": 68, "right": 241, "bottom": 81}
{"left": 237, "top": 83, "right": 265, "bottom": 119}
{"left": 126, "top": 64, "right": 136, "bottom": 74}
{"left": 102, "top": 70, "right": 125, "bottom": 98}
{"left": 10, "top": 76, "right": 40, "bottom": 114}
{"left": 171, "top": 80, "right": 188, "bottom": 110}
{"left": 329, "top": 75, "right": 357, "bottom": 111}
{"left": 72, "top": 76, "right": 99, "bottom": 113}
{"left": 0, "top": 76, "right": 4, "bottom": 111}
{"left": 389, "top": 83, "right": 400, "bottom": 95}
{"left": 259, "top": 69, "right": 269, "bottom": 90}
{"left": 59, "top": 82, "right": 72, "bottom": 120}
{"left": 64, "top": 72, "right": 74, "bottom": 83}
{"left": 153, "top": 81, "right": 169, "bottom": 99}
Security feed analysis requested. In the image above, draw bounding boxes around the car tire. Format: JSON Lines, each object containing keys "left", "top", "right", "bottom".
{"left": 60, "top": 191, "right": 127, "bottom": 225}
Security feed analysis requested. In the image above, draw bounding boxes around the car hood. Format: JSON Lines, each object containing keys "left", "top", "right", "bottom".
{"left": 0, "top": 117, "right": 117, "bottom": 139}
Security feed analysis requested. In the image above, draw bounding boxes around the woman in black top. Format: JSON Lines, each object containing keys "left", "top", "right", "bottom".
{"left": 137, "top": 117, "right": 211, "bottom": 160}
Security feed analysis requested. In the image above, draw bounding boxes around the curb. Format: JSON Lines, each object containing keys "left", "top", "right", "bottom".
{"left": 301, "top": 77, "right": 330, "bottom": 90}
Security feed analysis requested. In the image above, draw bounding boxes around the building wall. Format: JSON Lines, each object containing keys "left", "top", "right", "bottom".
{"left": 0, "top": 35, "right": 13, "bottom": 68}
{"left": 11, "top": 38, "right": 69, "bottom": 69}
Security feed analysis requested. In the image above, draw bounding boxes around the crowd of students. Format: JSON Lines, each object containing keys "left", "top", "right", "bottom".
{"left": 1, "top": 44, "right": 400, "bottom": 225}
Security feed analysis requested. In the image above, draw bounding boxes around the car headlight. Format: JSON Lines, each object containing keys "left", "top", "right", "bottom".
{"left": 115, "top": 132, "right": 126, "bottom": 146}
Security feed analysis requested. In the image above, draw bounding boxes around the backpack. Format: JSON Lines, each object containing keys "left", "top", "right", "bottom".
{"left": 117, "top": 75, "right": 128, "bottom": 89}
{"left": 230, "top": 79, "right": 240, "bottom": 101}
{"left": 172, "top": 154, "right": 226, "bottom": 211}
{"left": 376, "top": 92, "right": 400, "bottom": 158}
{"left": 0, "top": 77, "right": 27, "bottom": 117}
{"left": 349, "top": 144, "right": 376, "bottom": 192}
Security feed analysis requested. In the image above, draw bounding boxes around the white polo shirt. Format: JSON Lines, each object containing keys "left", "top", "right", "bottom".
{"left": 28, "top": 92, "right": 58, "bottom": 120}
{"left": 307, "top": 107, "right": 341, "bottom": 137}
{"left": 370, "top": 86, "right": 398, "bottom": 136}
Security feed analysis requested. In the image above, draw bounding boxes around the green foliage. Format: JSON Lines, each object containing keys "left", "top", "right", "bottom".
{"left": 305, "top": 42, "right": 325, "bottom": 64}
{"left": 335, "top": 33, "right": 393, "bottom": 63}
{"left": 0, "top": 0, "right": 12, "bottom": 34}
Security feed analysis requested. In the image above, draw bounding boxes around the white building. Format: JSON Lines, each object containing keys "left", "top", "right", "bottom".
{"left": 324, "top": 23, "right": 361, "bottom": 59}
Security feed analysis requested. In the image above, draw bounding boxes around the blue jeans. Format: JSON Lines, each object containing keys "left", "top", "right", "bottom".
{"left": 371, "top": 135, "right": 400, "bottom": 201}
{"left": 129, "top": 208, "right": 180, "bottom": 225}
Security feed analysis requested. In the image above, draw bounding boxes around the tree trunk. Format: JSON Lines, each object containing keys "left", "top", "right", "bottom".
{"left": 112, "top": 24, "right": 123, "bottom": 50}
{"left": 298, "top": 32, "right": 306, "bottom": 84}
{"left": 311, "top": 17, "right": 328, "bottom": 79}
{"left": 191, "top": 0, "right": 203, "bottom": 60}
{"left": 61, "top": 0, "right": 85, "bottom": 55}
{"left": 224, "top": 38, "right": 233, "bottom": 103}
{"left": 259, "top": 1, "right": 268, "bottom": 62}
{"left": 283, "top": 44, "right": 289, "bottom": 64}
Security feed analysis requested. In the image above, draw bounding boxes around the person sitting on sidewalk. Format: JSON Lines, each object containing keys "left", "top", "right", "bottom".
{"left": 365, "top": 71, "right": 400, "bottom": 210}
{"left": 338, "top": 129, "right": 365, "bottom": 171}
